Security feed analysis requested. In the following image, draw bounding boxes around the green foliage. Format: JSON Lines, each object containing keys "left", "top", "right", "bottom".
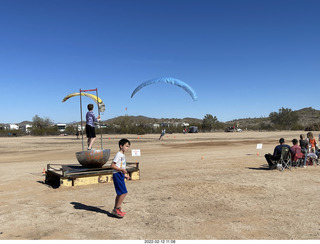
{"left": 201, "top": 114, "right": 223, "bottom": 132}
{"left": 258, "top": 122, "right": 275, "bottom": 131}
{"left": 0, "top": 130, "right": 22, "bottom": 137}
{"left": 269, "top": 107, "right": 299, "bottom": 130}
{"left": 31, "top": 127, "right": 59, "bottom": 136}
{"left": 305, "top": 123, "right": 320, "bottom": 131}
{"left": 32, "top": 115, "right": 53, "bottom": 129}
{"left": 65, "top": 126, "right": 76, "bottom": 135}
{"left": 30, "top": 115, "right": 58, "bottom": 136}
{"left": 100, "top": 118, "right": 199, "bottom": 135}
{"left": 202, "top": 114, "right": 216, "bottom": 132}
{"left": 8, "top": 106, "right": 320, "bottom": 138}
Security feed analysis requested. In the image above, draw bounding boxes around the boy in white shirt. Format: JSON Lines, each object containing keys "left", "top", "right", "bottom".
{"left": 110, "top": 139, "right": 131, "bottom": 218}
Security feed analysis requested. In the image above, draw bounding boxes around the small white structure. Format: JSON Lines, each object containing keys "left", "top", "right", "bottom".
{"left": 19, "top": 124, "right": 32, "bottom": 133}
{"left": 9, "top": 124, "right": 19, "bottom": 130}
{"left": 56, "top": 124, "right": 67, "bottom": 132}
{"left": 153, "top": 123, "right": 160, "bottom": 128}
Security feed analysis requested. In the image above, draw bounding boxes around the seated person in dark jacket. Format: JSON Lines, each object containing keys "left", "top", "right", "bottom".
{"left": 265, "top": 138, "right": 295, "bottom": 169}
{"left": 299, "top": 134, "right": 309, "bottom": 154}
{"left": 299, "top": 134, "right": 309, "bottom": 166}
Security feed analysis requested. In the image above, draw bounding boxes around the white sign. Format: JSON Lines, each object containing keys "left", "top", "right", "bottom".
{"left": 131, "top": 149, "right": 141, "bottom": 157}
{"left": 256, "top": 144, "right": 263, "bottom": 149}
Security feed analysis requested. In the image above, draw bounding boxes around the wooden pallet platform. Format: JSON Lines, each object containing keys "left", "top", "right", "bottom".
{"left": 45, "top": 162, "right": 140, "bottom": 187}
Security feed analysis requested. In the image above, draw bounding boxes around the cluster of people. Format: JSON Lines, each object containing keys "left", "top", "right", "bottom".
{"left": 265, "top": 132, "right": 319, "bottom": 170}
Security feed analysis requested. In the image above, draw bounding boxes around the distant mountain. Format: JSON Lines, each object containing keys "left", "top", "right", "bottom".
{"left": 102, "top": 115, "right": 202, "bottom": 125}
{"left": 19, "top": 121, "right": 33, "bottom": 125}
{"left": 0, "top": 121, "right": 32, "bottom": 126}
{"left": 225, "top": 117, "right": 270, "bottom": 129}
{"left": 295, "top": 107, "right": 320, "bottom": 127}
{"left": 225, "top": 107, "right": 320, "bottom": 129}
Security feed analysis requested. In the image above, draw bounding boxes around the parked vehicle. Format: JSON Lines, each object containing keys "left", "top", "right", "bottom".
{"left": 188, "top": 126, "right": 198, "bottom": 133}
{"left": 225, "top": 127, "right": 242, "bottom": 132}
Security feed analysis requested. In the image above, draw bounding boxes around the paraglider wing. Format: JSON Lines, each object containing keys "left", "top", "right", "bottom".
{"left": 62, "top": 92, "right": 106, "bottom": 112}
{"left": 131, "top": 77, "right": 198, "bottom": 101}
{"left": 62, "top": 92, "right": 102, "bottom": 103}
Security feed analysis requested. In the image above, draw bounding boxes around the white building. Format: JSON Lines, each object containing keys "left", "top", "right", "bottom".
{"left": 9, "top": 124, "right": 19, "bottom": 130}
{"left": 153, "top": 123, "right": 160, "bottom": 128}
{"left": 19, "top": 124, "right": 32, "bottom": 133}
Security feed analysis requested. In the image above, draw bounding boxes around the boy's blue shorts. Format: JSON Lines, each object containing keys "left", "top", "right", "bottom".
{"left": 113, "top": 172, "right": 128, "bottom": 195}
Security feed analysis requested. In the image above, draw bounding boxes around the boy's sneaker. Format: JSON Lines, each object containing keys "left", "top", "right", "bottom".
{"left": 118, "top": 208, "right": 126, "bottom": 216}
{"left": 112, "top": 208, "right": 125, "bottom": 218}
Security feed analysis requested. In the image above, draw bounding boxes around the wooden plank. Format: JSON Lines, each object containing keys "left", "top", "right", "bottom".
{"left": 46, "top": 163, "right": 140, "bottom": 187}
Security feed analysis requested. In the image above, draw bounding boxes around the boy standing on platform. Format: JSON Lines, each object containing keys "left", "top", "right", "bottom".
{"left": 86, "top": 103, "right": 100, "bottom": 150}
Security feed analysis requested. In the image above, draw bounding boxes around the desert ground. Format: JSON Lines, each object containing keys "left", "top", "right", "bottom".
{"left": 1, "top": 131, "right": 320, "bottom": 240}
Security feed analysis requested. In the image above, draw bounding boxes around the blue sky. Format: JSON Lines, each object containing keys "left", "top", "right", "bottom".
{"left": 1, "top": 0, "right": 319, "bottom": 123}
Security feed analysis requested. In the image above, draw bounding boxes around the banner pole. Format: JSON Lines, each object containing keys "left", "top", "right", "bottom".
{"left": 80, "top": 89, "right": 84, "bottom": 151}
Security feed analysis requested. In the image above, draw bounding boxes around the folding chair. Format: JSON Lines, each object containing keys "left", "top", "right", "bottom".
{"left": 292, "top": 151, "right": 305, "bottom": 168}
{"left": 276, "top": 147, "right": 292, "bottom": 171}
{"left": 292, "top": 157, "right": 304, "bottom": 168}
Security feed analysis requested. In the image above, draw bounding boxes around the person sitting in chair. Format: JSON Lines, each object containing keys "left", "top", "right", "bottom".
{"left": 291, "top": 139, "right": 304, "bottom": 163}
{"left": 299, "top": 134, "right": 309, "bottom": 167}
{"left": 265, "top": 138, "right": 294, "bottom": 170}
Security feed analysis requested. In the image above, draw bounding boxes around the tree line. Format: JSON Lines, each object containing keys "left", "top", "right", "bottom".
{"left": 2, "top": 107, "right": 319, "bottom": 136}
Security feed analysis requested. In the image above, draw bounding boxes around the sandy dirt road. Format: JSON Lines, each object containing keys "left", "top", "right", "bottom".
{"left": 1, "top": 131, "right": 320, "bottom": 240}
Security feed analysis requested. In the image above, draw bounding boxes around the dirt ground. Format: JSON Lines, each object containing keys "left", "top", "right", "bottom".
{"left": 1, "top": 131, "right": 320, "bottom": 240}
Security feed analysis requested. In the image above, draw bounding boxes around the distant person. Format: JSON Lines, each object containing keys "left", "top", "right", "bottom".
{"left": 75, "top": 127, "right": 80, "bottom": 139}
{"left": 86, "top": 103, "right": 100, "bottom": 150}
{"left": 299, "top": 134, "right": 309, "bottom": 166}
{"left": 110, "top": 139, "right": 131, "bottom": 218}
{"left": 307, "top": 132, "right": 317, "bottom": 153}
{"left": 159, "top": 128, "right": 166, "bottom": 140}
{"left": 264, "top": 138, "right": 294, "bottom": 170}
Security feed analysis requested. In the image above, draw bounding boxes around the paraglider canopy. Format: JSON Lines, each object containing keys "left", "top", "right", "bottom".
{"left": 62, "top": 92, "right": 105, "bottom": 112}
{"left": 131, "top": 77, "right": 198, "bottom": 101}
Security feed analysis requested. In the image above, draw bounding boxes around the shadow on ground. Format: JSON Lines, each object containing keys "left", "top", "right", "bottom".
{"left": 247, "top": 164, "right": 270, "bottom": 171}
{"left": 70, "top": 202, "right": 119, "bottom": 218}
